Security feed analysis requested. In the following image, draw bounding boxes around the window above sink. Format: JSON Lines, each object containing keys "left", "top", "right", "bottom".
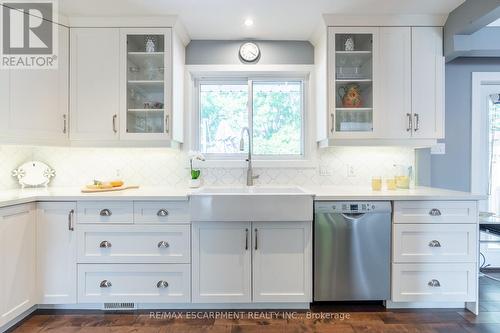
{"left": 193, "top": 75, "right": 307, "bottom": 161}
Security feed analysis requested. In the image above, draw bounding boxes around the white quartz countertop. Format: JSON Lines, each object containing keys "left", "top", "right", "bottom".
{"left": 0, "top": 185, "right": 486, "bottom": 208}
{"left": 0, "top": 186, "right": 190, "bottom": 208}
{"left": 306, "top": 185, "right": 487, "bottom": 201}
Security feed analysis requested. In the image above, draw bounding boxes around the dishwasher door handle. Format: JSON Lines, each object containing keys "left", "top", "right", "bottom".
{"left": 341, "top": 213, "right": 366, "bottom": 221}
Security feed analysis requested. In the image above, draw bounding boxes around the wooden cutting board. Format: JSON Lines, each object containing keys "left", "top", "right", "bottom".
{"left": 81, "top": 185, "right": 140, "bottom": 193}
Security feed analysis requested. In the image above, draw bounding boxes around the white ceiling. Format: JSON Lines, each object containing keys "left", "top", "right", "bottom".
{"left": 60, "top": 0, "right": 465, "bottom": 40}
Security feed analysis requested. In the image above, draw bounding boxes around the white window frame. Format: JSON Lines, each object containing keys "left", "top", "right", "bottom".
{"left": 188, "top": 66, "right": 316, "bottom": 168}
{"left": 471, "top": 72, "right": 500, "bottom": 212}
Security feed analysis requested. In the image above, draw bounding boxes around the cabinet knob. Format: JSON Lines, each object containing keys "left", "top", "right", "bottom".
{"left": 100, "top": 280, "right": 112, "bottom": 288}
{"left": 157, "top": 209, "right": 169, "bottom": 217}
{"left": 427, "top": 279, "right": 441, "bottom": 287}
{"left": 157, "top": 280, "right": 169, "bottom": 288}
{"left": 100, "top": 240, "right": 112, "bottom": 248}
{"left": 157, "top": 241, "right": 169, "bottom": 248}
{"left": 100, "top": 209, "right": 112, "bottom": 217}
{"left": 429, "top": 208, "right": 442, "bottom": 216}
{"left": 428, "top": 240, "right": 441, "bottom": 248}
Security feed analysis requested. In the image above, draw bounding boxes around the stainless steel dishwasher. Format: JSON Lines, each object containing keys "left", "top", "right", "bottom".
{"left": 314, "top": 201, "right": 391, "bottom": 301}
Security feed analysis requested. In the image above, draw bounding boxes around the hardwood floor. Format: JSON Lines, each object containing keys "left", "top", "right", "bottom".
{"left": 8, "top": 276, "right": 500, "bottom": 333}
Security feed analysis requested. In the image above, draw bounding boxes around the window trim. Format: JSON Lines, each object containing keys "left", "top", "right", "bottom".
{"left": 194, "top": 75, "right": 308, "bottom": 161}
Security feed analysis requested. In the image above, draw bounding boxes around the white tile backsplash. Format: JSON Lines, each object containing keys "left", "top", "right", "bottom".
{"left": 0, "top": 145, "right": 414, "bottom": 190}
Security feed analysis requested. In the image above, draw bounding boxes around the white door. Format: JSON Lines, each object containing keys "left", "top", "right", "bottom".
{"left": 70, "top": 28, "right": 120, "bottom": 141}
{"left": 411, "top": 27, "right": 445, "bottom": 139}
{"left": 37, "top": 202, "right": 77, "bottom": 304}
{"left": 8, "top": 25, "right": 69, "bottom": 144}
{"left": 252, "top": 222, "right": 312, "bottom": 303}
{"left": 0, "top": 204, "right": 36, "bottom": 327}
{"left": 379, "top": 27, "right": 412, "bottom": 139}
{"left": 192, "top": 222, "right": 251, "bottom": 303}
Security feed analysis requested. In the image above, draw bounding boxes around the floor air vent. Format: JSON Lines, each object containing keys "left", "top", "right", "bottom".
{"left": 103, "top": 302, "right": 136, "bottom": 310}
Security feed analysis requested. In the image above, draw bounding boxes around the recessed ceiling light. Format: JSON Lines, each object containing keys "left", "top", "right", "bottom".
{"left": 244, "top": 18, "right": 254, "bottom": 27}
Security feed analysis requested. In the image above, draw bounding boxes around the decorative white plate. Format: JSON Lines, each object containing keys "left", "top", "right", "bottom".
{"left": 12, "top": 161, "right": 55, "bottom": 188}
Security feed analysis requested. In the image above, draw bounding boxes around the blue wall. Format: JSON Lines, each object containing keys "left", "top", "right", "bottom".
{"left": 431, "top": 57, "right": 500, "bottom": 191}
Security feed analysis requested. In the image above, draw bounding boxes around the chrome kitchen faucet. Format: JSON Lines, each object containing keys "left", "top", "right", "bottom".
{"left": 240, "top": 127, "right": 259, "bottom": 186}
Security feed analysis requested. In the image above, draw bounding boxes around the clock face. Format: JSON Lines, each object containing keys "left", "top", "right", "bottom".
{"left": 239, "top": 42, "right": 260, "bottom": 63}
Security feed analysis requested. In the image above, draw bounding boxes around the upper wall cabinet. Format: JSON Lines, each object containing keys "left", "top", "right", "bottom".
{"left": 328, "top": 27, "right": 379, "bottom": 139}
{"left": 119, "top": 28, "right": 172, "bottom": 141}
{"left": 411, "top": 27, "right": 445, "bottom": 139}
{"left": 70, "top": 27, "right": 184, "bottom": 146}
{"left": 70, "top": 28, "right": 120, "bottom": 142}
{"left": 318, "top": 25, "right": 444, "bottom": 145}
{"left": 0, "top": 25, "right": 69, "bottom": 145}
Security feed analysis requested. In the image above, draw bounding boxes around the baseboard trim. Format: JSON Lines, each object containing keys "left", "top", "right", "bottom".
{"left": 385, "top": 301, "right": 466, "bottom": 309}
{"left": 0, "top": 305, "right": 37, "bottom": 333}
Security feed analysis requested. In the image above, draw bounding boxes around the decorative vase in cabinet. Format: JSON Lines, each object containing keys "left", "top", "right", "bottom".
{"left": 338, "top": 84, "right": 362, "bottom": 108}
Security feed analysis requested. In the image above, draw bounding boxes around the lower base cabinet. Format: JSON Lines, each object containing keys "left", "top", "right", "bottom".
{"left": 192, "top": 222, "right": 252, "bottom": 303}
{"left": 37, "top": 202, "right": 77, "bottom": 304}
{"left": 392, "top": 263, "right": 477, "bottom": 302}
{"left": 252, "top": 222, "right": 312, "bottom": 303}
{"left": 0, "top": 204, "right": 36, "bottom": 327}
{"left": 192, "top": 221, "right": 312, "bottom": 304}
{"left": 77, "top": 264, "right": 191, "bottom": 303}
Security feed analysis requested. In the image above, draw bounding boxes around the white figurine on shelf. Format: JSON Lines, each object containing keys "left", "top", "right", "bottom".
{"left": 344, "top": 36, "right": 355, "bottom": 51}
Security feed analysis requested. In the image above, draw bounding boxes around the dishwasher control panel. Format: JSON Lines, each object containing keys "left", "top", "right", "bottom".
{"left": 314, "top": 201, "right": 392, "bottom": 214}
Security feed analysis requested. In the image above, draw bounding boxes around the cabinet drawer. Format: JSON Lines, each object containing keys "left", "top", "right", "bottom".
{"left": 77, "top": 264, "right": 190, "bottom": 303}
{"left": 393, "top": 224, "right": 477, "bottom": 263}
{"left": 393, "top": 201, "right": 477, "bottom": 224}
{"left": 392, "top": 263, "right": 476, "bottom": 302}
{"left": 77, "top": 225, "right": 190, "bottom": 263}
{"left": 77, "top": 201, "right": 133, "bottom": 224}
{"left": 134, "top": 201, "right": 190, "bottom": 224}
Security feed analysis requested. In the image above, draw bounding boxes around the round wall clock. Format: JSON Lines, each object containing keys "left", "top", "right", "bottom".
{"left": 239, "top": 42, "right": 260, "bottom": 63}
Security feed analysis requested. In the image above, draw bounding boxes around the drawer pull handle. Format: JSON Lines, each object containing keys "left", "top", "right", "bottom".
{"left": 100, "top": 280, "right": 112, "bottom": 288}
{"left": 99, "top": 240, "right": 112, "bottom": 248}
{"left": 157, "top": 241, "right": 169, "bottom": 248}
{"left": 428, "top": 240, "right": 441, "bottom": 248}
{"left": 427, "top": 279, "right": 441, "bottom": 287}
{"left": 429, "top": 208, "right": 442, "bottom": 216}
{"left": 157, "top": 280, "right": 169, "bottom": 288}
{"left": 157, "top": 209, "right": 169, "bottom": 217}
{"left": 100, "top": 209, "right": 112, "bottom": 217}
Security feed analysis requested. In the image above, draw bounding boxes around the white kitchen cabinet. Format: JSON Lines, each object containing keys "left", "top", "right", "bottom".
{"left": 36, "top": 202, "right": 77, "bottom": 304}
{"left": 192, "top": 222, "right": 252, "bottom": 303}
{"left": 77, "top": 224, "right": 190, "bottom": 264}
{"left": 392, "top": 263, "right": 476, "bottom": 302}
{"left": 379, "top": 27, "right": 412, "bottom": 139}
{"left": 78, "top": 263, "right": 190, "bottom": 303}
{"left": 393, "top": 201, "right": 477, "bottom": 224}
{"left": 252, "top": 222, "right": 312, "bottom": 303}
{"left": 119, "top": 28, "right": 173, "bottom": 141}
{"left": 70, "top": 26, "right": 184, "bottom": 145}
{"left": 393, "top": 223, "right": 477, "bottom": 263}
{"left": 411, "top": 27, "right": 445, "bottom": 139}
{"left": 0, "top": 204, "right": 36, "bottom": 327}
{"left": 0, "top": 25, "right": 69, "bottom": 145}
{"left": 319, "top": 25, "right": 444, "bottom": 144}
{"left": 192, "top": 221, "right": 312, "bottom": 304}
{"left": 70, "top": 28, "right": 121, "bottom": 141}
{"left": 327, "top": 27, "right": 379, "bottom": 139}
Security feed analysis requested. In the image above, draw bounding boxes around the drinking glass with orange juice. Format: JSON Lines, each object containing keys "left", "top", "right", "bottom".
{"left": 371, "top": 177, "right": 382, "bottom": 191}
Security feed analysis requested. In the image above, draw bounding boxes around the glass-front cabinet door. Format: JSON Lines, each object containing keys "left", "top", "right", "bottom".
{"left": 328, "top": 27, "right": 378, "bottom": 138}
{"left": 120, "top": 28, "right": 172, "bottom": 140}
